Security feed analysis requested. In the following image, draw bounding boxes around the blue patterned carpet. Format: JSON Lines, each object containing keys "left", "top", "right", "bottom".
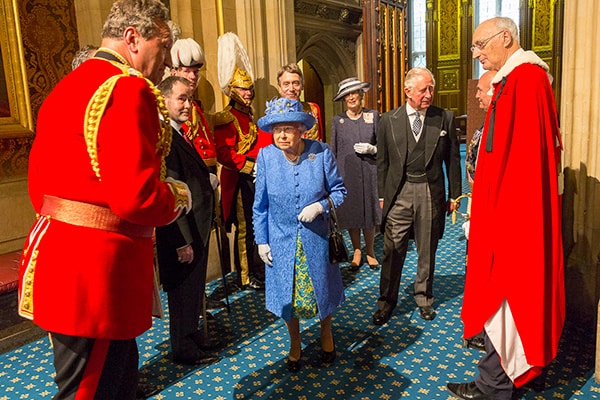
{"left": 1, "top": 150, "right": 598, "bottom": 399}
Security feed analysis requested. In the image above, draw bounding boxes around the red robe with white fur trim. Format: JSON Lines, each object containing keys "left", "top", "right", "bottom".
{"left": 461, "top": 50, "right": 564, "bottom": 387}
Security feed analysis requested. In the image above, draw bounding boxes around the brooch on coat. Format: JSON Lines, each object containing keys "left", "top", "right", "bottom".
{"left": 308, "top": 153, "right": 316, "bottom": 161}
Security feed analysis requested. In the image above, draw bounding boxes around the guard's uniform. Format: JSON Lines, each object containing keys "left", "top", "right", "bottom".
{"left": 183, "top": 100, "right": 218, "bottom": 173}
{"left": 18, "top": 53, "right": 188, "bottom": 399}
{"left": 214, "top": 103, "right": 271, "bottom": 286}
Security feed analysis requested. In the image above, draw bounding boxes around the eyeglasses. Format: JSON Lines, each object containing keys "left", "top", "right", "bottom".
{"left": 272, "top": 126, "right": 298, "bottom": 134}
{"left": 470, "top": 30, "right": 504, "bottom": 52}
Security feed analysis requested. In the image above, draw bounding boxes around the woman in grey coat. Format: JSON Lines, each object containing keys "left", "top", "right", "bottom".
{"left": 253, "top": 98, "right": 347, "bottom": 373}
{"left": 331, "top": 78, "right": 382, "bottom": 270}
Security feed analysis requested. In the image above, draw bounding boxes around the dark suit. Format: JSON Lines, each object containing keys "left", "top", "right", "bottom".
{"left": 376, "top": 104, "right": 461, "bottom": 310}
{"left": 156, "top": 127, "right": 214, "bottom": 359}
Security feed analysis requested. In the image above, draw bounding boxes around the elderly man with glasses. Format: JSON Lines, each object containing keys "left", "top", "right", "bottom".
{"left": 447, "top": 16, "right": 564, "bottom": 400}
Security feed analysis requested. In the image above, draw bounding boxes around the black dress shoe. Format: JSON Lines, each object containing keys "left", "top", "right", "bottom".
{"left": 287, "top": 351, "right": 302, "bottom": 373}
{"left": 419, "top": 306, "right": 436, "bottom": 321}
{"left": 173, "top": 350, "right": 220, "bottom": 366}
{"left": 205, "top": 297, "right": 226, "bottom": 310}
{"left": 199, "top": 311, "right": 215, "bottom": 321}
{"left": 447, "top": 382, "right": 490, "bottom": 399}
{"left": 373, "top": 309, "right": 392, "bottom": 325}
{"left": 319, "top": 347, "right": 336, "bottom": 365}
{"left": 466, "top": 336, "right": 486, "bottom": 351}
{"left": 242, "top": 277, "right": 265, "bottom": 290}
{"left": 136, "top": 382, "right": 159, "bottom": 399}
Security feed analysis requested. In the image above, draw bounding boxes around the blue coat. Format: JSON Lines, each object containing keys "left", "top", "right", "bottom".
{"left": 253, "top": 140, "right": 347, "bottom": 321}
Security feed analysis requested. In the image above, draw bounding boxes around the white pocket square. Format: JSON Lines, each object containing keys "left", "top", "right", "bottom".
{"left": 440, "top": 130, "right": 447, "bottom": 136}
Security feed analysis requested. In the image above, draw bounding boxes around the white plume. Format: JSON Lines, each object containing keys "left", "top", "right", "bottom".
{"left": 217, "top": 32, "right": 254, "bottom": 96}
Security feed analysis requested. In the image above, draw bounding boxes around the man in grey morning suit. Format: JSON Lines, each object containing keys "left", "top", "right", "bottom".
{"left": 373, "top": 67, "right": 462, "bottom": 325}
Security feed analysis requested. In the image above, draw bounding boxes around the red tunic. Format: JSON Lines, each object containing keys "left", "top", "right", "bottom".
{"left": 214, "top": 105, "right": 271, "bottom": 222}
{"left": 302, "top": 101, "right": 324, "bottom": 141}
{"left": 183, "top": 100, "right": 217, "bottom": 168}
{"left": 19, "top": 59, "right": 179, "bottom": 339}
{"left": 461, "top": 60, "right": 564, "bottom": 384}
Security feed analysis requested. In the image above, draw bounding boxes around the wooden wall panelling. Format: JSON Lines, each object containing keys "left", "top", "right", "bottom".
{"left": 374, "top": 0, "right": 407, "bottom": 114}
{"left": 362, "top": 0, "right": 379, "bottom": 111}
{"left": 432, "top": 0, "right": 463, "bottom": 115}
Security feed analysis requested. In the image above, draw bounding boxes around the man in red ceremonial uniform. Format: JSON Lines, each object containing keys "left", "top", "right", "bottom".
{"left": 170, "top": 38, "right": 218, "bottom": 174}
{"left": 215, "top": 32, "right": 271, "bottom": 290}
{"left": 18, "top": 1, "right": 191, "bottom": 398}
{"left": 447, "top": 17, "right": 564, "bottom": 400}
{"left": 277, "top": 63, "right": 324, "bottom": 141}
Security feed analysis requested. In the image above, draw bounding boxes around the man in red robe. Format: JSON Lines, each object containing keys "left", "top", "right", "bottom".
{"left": 447, "top": 16, "right": 564, "bottom": 400}
{"left": 18, "top": 1, "right": 190, "bottom": 398}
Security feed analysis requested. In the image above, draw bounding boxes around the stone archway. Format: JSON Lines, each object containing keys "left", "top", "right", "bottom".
{"left": 297, "top": 33, "right": 358, "bottom": 142}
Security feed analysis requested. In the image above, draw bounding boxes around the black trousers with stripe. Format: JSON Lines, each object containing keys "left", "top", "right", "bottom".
{"left": 50, "top": 333, "right": 138, "bottom": 399}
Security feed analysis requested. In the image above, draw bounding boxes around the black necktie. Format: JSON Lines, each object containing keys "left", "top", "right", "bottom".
{"left": 486, "top": 77, "right": 507, "bottom": 152}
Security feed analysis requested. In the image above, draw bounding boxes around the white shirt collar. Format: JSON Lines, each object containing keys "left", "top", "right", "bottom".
{"left": 170, "top": 120, "right": 184, "bottom": 133}
{"left": 406, "top": 103, "right": 423, "bottom": 118}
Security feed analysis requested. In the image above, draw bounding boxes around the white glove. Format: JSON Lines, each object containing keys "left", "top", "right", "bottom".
{"left": 462, "top": 221, "right": 470, "bottom": 240}
{"left": 298, "top": 202, "right": 324, "bottom": 223}
{"left": 251, "top": 164, "right": 257, "bottom": 183}
{"left": 258, "top": 244, "right": 273, "bottom": 266}
{"left": 354, "top": 142, "right": 377, "bottom": 155}
{"left": 209, "top": 173, "right": 219, "bottom": 190}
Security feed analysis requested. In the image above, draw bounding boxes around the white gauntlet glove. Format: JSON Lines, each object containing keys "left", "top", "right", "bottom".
{"left": 209, "top": 173, "right": 220, "bottom": 190}
{"left": 354, "top": 142, "right": 377, "bottom": 155}
{"left": 298, "top": 202, "right": 324, "bottom": 223}
{"left": 258, "top": 244, "right": 273, "bottom": 266}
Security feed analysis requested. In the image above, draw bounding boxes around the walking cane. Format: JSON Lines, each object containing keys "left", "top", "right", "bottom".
{"left": 214, "top": 218, "right": 231, "bottom": 313}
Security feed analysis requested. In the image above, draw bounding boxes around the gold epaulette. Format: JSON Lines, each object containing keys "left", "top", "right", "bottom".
{"left": 213, "top": 106, "right": 236, "bottom": 127}
{"left": 84, "top": 62, "right": 171, "bottom": 181}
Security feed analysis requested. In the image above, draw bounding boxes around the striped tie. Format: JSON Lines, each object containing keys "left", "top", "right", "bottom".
{"left": 412, "top": 112, "right": 422, "bottom": 139}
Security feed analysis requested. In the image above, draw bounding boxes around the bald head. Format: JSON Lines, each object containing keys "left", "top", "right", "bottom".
{"left": 476, "top": 70, "right": 496, "bottom": 110}
{"left": 472, "top": 17, "right": 521, "bottom": 72}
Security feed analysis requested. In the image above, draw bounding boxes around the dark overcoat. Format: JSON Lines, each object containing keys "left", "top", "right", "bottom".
{"left": 156, "top": 129, "right": 214, "bottom": 291}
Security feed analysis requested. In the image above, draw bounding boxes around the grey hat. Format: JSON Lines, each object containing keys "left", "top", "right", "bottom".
{"left": 333, "top": 77, "right": 371, "bottom": 101}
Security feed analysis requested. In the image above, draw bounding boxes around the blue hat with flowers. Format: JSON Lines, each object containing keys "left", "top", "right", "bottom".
{"left": 257, "top": 97, "right": 316, "bottom": 133}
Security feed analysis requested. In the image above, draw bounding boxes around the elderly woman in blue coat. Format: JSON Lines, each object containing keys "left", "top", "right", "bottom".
{"left": 253, "top": 98, "right": 347, "bottom": 373}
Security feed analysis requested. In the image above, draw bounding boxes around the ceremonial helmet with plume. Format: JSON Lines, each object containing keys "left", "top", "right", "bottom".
{"left": 217, "top": 32, "right": 254, "bottom": 105}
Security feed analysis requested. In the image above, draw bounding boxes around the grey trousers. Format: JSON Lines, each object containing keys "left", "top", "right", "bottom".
{"left": 379, "top": 181, "right": 438, "bottom": 308}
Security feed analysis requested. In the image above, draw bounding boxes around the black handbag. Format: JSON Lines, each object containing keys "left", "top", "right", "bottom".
{"left": 327, "top": 197, "right": 349, "bottom": 264}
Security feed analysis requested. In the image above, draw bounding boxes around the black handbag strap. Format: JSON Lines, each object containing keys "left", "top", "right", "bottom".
{"left": 327, "top": 197, "right": 341, "bottom": 232}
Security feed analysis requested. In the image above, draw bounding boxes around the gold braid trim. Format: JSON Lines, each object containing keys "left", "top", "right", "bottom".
{"left": 302, "top": 102, "right": 320, "bottom": 141}
{"left": 234, "top": 117, "right": 257, "bottom": 155}
{"left": 213, "top": 105, "right": 257, "bottom": 155}
{"left": 213, "top": 106, "right": 236, "bottom": 126}
{"left": 84, "top": 63, "right": 172, "bottom": 180}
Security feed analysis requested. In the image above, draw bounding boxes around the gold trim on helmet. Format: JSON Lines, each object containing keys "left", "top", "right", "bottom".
{"left": 229, "top": 66, "right": 253, "bottom": 90}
